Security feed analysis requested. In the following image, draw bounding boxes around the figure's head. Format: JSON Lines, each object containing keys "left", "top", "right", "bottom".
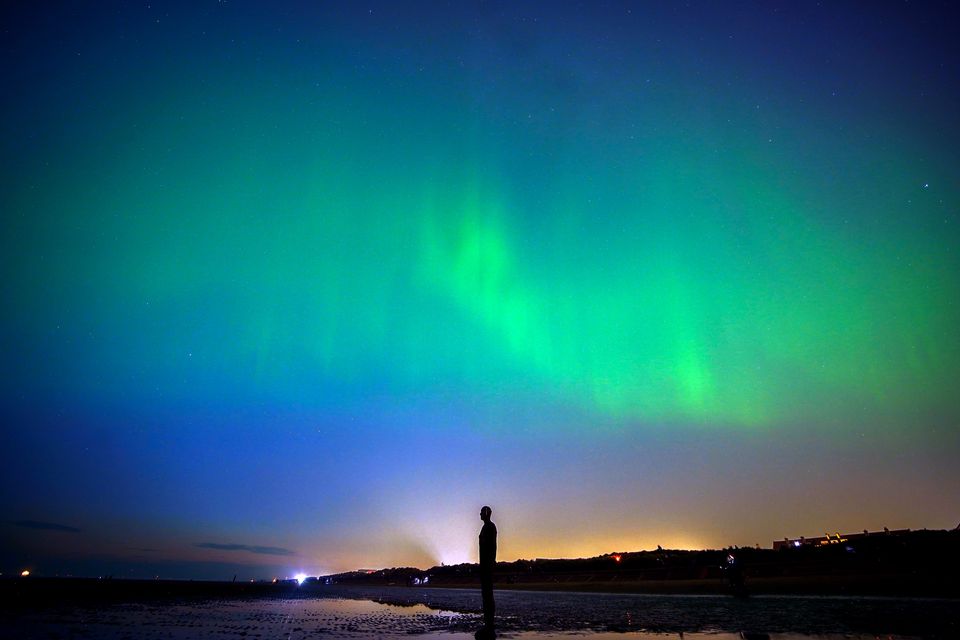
{"left": 480, "top": 506, "right": 492, "bottom": 522}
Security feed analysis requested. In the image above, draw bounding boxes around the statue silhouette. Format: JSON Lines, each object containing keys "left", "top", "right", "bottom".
{"left": 477, "top": 505, "right": 497, "bottom": 638}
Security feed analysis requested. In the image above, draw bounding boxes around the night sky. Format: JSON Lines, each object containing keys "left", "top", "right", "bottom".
{"left": 2, "top": 1, "right": 958, "bottom": 581}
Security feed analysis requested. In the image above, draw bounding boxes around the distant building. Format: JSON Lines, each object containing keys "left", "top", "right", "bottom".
{"left": 773, "top": 527, "right": 910, "bottom": 550}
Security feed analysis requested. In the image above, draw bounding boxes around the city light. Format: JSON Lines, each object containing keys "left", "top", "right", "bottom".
{"left": 21, "top": 570, "right": 30, "bottom": 577}
{"left": 294, "top": 573, "right": 307, "bottom": 585}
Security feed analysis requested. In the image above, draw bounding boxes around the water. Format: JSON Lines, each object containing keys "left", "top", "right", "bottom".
{"left": 3, "top": 585, "right": 957, "bottom": 639}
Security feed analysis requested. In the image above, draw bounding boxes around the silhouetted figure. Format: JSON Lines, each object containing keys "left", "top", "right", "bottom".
{"left": 477, "top": 505, "right": 497, "bottom": 638}
{"left": 724, "top": 552, "right": 747, "bottom": 597}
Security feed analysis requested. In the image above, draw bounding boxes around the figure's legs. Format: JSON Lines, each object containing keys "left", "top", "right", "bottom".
{"left": 480, "top": 574, "right": 495, "bottom": 628}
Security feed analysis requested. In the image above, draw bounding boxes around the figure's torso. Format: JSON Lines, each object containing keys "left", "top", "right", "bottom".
{"left": 479, "top": 521, "right": 497, "bottom": 567}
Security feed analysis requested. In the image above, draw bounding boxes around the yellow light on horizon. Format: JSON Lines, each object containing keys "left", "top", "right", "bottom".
{"left": 21, "top": 570, "right": 30, "bottom": 577}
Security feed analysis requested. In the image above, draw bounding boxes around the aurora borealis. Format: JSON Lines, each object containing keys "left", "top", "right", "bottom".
{"left": 2, "top": 1, "right": 959, "bottom": 580}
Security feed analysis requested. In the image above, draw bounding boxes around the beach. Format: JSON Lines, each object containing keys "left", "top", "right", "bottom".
{"left": 3, "top": 583, "right": 957, "bottom": 639}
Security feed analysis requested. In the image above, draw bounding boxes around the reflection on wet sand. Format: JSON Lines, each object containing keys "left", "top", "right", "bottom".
{"left": 4, "top": 588, "right": 954, "bottom": 638}
{"left": 5, "top": 597, "right": 472, "bottom": 639}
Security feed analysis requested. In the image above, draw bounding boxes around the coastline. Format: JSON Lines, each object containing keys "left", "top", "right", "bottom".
{"left": 3, "top": 571, "right": 958, "bottom": 612}
{"left": 432, "top": 573, "right": 960, "bottom": 597}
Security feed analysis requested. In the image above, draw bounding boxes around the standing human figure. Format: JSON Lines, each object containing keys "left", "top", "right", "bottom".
{"left": 478, "top": 505, "right": 497, "bottom": 633}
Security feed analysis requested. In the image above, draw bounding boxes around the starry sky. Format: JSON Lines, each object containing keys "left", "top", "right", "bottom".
{"left": 2, "top": 1, "right": 958, "bottom": 580}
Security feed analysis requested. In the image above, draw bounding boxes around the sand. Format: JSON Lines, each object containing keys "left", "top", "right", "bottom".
{"left": 3, "top": 591, "right": 949, "bottom": 639}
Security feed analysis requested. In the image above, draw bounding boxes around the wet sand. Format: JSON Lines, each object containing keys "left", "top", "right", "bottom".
{"left": 1, "top": 595, "right": 938, "bottom": 639}
{"left": 426, "top": 572, "right": 958, "bottom": 596}
{"left": 3, "top": 585, "right": 957, "bottom": 639}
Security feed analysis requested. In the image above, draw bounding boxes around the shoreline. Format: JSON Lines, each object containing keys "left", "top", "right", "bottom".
{"left": 2, "top": 572, "right": 958, "bottom": 611}
{"left": 440, "top": 573, "right": 960, "bottom": 597}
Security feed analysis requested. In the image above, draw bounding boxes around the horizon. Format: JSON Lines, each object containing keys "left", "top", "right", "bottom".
{"left": 5, "top": 511, "right": 955, "bottom": 582}
{"left": 9, "top": 521, "right": 953, "bottom": 583}
{"left": 2, "top": 1, "right": 959, "bottom": 582}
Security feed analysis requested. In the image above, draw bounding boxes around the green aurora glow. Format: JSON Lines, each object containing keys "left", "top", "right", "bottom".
{"left": 6, "top": 62, "right": 956, "bottom": 431}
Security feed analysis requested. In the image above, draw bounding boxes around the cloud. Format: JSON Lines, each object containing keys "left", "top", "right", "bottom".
{"left": 10, "top": 519, "right": 81, "bottom": 533}
{"left": 196, "top": 542, "right": 296, "bottom": 556}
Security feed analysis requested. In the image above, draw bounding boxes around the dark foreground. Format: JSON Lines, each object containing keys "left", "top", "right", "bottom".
{"left": 1, "top": 580, "right": 958, "bottom": 638}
